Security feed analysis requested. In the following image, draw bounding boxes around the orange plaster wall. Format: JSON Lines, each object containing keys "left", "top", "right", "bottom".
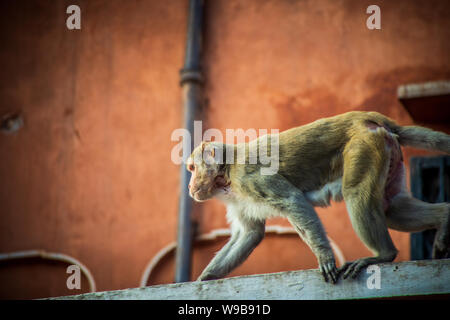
{"left": 0, "top": 0, "right": 187, "bottom": 298}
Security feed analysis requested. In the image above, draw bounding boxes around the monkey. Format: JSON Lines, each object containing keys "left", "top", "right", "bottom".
{"left": 186, "top": 111, "right": 450, "bottom": 283}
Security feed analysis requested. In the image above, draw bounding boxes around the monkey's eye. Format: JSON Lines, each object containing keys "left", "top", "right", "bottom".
{"left": 188, "top": 164, "right": 195, "bottom": 171}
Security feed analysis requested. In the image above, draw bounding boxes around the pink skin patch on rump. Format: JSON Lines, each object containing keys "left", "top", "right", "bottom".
{"left": 365, "top": 121, "right": 404, "bottom": 211}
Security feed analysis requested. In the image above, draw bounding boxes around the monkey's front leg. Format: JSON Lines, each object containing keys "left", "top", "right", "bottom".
{"left": 197, "top": 232, "right": 240, "bottom": 281}
{"left": 198, "top": 219, "right": 265, "bottom": 281}
{"left": 286, "top": 204, "right": 338, "bottom": 284}
{"left": 257, "top": 174, "right": 338, "bottom": 284}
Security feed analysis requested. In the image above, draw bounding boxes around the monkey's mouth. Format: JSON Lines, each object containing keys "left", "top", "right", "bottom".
{"left": 190, "top": 189, "right": 208, "bottom": 202}
{"left": 189, "top": 190, "right": 204, "bottom": 202}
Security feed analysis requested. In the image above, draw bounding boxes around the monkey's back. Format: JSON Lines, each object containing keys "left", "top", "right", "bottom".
{"left": 276, "top": 111, "right": 399, "bottom": 192}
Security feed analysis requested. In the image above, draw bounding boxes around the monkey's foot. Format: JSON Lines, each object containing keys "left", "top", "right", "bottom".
{"left": 432, "top": 242, "right": 449, "bottom": 259}
{"left": 197, "top": 271, "right": 221, "bottom": 281}
{"left": 338, "top": 257, "right": 385, "bottom": 280}
{"left": 432, "top": 214, "right": 450, "bottom": 259}
{"left": 319, "top": 260, "right": 338, "bottom": 284}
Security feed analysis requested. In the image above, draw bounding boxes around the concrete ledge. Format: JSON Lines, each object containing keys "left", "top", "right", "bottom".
{"left": 51, "top": 259, "right": 450, "bottom": 300}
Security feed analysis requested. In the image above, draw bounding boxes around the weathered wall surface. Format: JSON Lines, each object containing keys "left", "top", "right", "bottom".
{"left": 0, "top": 0, "right": 449, "bottom": 298}
{"left": 0, "top": 0, "right": 187, "bottom": 298}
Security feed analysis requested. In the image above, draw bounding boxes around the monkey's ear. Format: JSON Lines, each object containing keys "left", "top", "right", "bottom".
{"left": 201, "top": 141, "right": 215, "bottom": 157}
{"left": 202, "top": 143, "right": 219, "bottom": 165}
{"left": 201, "top": 141, "right": 208, "bottom": 153}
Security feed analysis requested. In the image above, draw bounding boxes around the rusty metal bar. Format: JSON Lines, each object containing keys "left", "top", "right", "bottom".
{"left": 175, "top": 0, "right": 204, "bottom": 283}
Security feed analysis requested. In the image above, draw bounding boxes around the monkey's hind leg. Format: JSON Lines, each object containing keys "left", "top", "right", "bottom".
{"left": 339, "top": 133, "right": 398, "bottom": 280}
{"left": 386, "top": 195, "right": 450, "bottom": 259}
{"left": 433, "top": 213, "right": 450, "bottom": 259}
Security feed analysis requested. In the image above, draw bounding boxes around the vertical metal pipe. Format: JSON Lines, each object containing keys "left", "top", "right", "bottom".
{"left": 175, "top": 0, "right": 204, "bottom": 283}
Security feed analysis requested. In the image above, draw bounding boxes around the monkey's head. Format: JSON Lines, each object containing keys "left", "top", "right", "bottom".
{"left": 186, "top": 141, "right": 229, "bottom": 202}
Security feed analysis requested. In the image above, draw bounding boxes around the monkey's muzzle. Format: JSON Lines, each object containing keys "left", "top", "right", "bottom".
{"left": 189, "top": 188, "right": 210, "bottom": 202}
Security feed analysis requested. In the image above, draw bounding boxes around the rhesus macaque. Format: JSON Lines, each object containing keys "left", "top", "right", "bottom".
{"left": 186, "top": 111, "right": 450, "bottom": 283}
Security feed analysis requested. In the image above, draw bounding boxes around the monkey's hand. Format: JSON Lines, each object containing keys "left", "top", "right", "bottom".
{"left": 318, "top": 255, "right": 338, "bottom": 284}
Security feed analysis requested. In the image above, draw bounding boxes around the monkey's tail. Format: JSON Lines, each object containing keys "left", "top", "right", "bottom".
{"left": 395, "top": 125, "right": 450, "bottom": 154}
